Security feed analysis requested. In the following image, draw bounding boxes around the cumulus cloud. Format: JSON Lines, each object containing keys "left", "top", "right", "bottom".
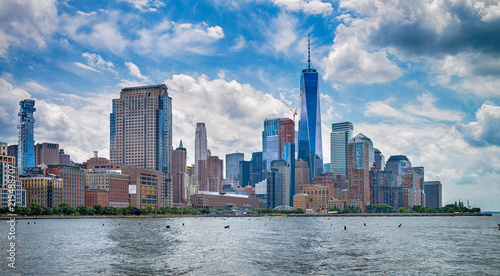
{"left": 365, "top": 93, "right": 462, "bottom": 123}
{"left": 272, "top": 0, "right": 333, "bottom": 15}
{"left": 165, "top": 74, "right": 290, "bottom": 161}
{"left": 118, "top": 0, "right": 165, "bottom": 12}
{"left": 457, "top": 102, "right": 500, "bottom": 147}
{"left": 327, "top": 0, "right": 500, "bottom": 94}
{"left": 0, "top": 78, "right": 32, "bottom": 142}
{"left": 0, "top": 77, "right": 113, "bottom": 162}
{"left": 134, "top": 20, "right": 224, "bottom": 56}
{"left": 0, "top": 0, "right": 58, "bottom": 56}
{"left": 262, "top": 13, "right": 299, "bottom": 56}
{"left": 125, "top": 61, "right": 150, "bottom": 82}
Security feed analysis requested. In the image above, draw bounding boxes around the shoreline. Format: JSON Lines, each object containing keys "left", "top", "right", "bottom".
{"left": 0, "top": 212, "right": 492, "bottom": 220}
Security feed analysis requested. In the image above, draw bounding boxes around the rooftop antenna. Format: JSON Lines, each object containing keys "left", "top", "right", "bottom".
{"left": 307, "top": 33, "right": 311, "bottom": 69}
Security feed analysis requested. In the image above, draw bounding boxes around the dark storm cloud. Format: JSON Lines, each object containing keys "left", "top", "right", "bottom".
{"left": 369, "top": 2, "right": 500, "bottom": 59}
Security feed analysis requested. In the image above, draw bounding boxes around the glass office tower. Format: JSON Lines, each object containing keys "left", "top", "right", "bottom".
{"left": 18, "top": 99, "right": 36, "bottom": 175}
{"left": 330, "top": 122, "right": 353, "bottom": 176}
{"left": 298, "top": 36, "right": 323, "bottom": 180}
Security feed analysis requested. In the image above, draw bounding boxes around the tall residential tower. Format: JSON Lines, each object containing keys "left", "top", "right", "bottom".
{"left": 18, "top": 99, "right": 36, "bottom": 174}
{"left": 195, "top": 122, "right": 208, "bottom": 182}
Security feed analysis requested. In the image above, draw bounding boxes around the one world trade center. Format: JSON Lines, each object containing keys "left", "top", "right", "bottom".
{"left": 298, "top": 35, "right": 323, "bottom": 180}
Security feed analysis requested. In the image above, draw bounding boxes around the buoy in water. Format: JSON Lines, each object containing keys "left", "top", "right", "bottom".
{"left": 344, "top": 226, "right": 346, "bottom": 230}
{"left": 166, "top": 225, "right": 170, "bottom": 228}
{"left": 224, "top": 225, "right": 229, "bottom": 228}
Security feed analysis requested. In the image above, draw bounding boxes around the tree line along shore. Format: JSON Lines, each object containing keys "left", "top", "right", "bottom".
{"left": 0, "top": 202, "right": 487, "bottom": 219}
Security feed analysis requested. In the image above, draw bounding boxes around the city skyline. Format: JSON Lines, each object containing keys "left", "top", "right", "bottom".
{"left": 0, "top": 1, "right": 499, "bottom": 211}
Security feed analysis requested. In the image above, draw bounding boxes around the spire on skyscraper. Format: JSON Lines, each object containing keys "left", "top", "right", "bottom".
{"left": 308, "top": 33, "right": 311, "bottom": 69}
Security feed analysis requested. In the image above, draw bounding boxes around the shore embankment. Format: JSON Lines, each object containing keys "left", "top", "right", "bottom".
{"left": 0, "top": 212, "right": 492, "bottom": 220}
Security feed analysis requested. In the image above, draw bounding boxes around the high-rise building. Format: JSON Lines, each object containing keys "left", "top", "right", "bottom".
{"left": 280, "top": 118, "right": 295, "bottom": 152}
{"left": 238, "top": 160, "right": 251, "bottom": 187}
{"left": 330, "top": 122, "right": 353, "bottom": 176}
{"left": 18, "top": 99, "right": 36, "bottom": 175}
{"left": 348, "top": 133, "right": 373, "bottom": 210}
{"left": 226, "top": 152, "right": 244, "bottom": 181}
{"left": 295, "top": 160, "right": 309, "bottom": 195}
{"left": 424, "top": 181, "right": 442, "bottom": 208}
{"left": 385, "top": 155, "right": 412, "bottom": 187}
{"left": 46, "top": 165, "right": 85, "bottom": 207}
{"left": 266, "top": 168, "right": 283, "bottom": 209}
{"left": 172, "top": 140, "right": 187, "bottom": 207}
{"left": 298, "top": 36, "right": 323, "bottom": 179}
{"left": 249, "top": 152, "right": 263, "bottom": 186}
{"left": 59, "top": 149, "right": 70, "bottom": 166}
{"left": 35, "top": 142, "right": 59, "bottom": 166}
{"left": 199, "top": 156, "right": 223, "bottom": 193}
{"left": 109, "top": 84, "right": 172, "bottom": 207}
{"left": 7, "top": 145, "right": 18, "bottom": 165}
{"left": 270, "top": 160, "right": 290, "bottom": 207}
{"left": 263, "top": 118, "right": 282, "bottom": 173}
{"left": 195, "top": 122, "right": 208, "bottom": 182}
{"left": 1, "top": 144, "right": 26, "bottom": 208}
{"left": 373, "top": 148, "right": 385, "bottom": 170}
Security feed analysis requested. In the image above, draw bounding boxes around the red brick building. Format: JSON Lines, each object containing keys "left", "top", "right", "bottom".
{"left": 85, "top": 189, "right": 109, "bottom": 207}
{"left": 47, "top": 165, "right": 85, "bottom": 207}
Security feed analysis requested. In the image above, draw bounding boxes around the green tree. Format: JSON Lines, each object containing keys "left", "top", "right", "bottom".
{"left": 93, "top": 204, "right": 103, "bottom": 215}
{"left": 58, "top": 203, "right": 75, "bottom": 215}
{"left": 29, "top": 203, "right": 44, "bottom": 216}
{"left": 77, "top": 206, "right": 89, "bottom": 215}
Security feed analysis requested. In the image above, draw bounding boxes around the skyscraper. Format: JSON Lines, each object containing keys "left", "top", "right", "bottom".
{"left": 262, "top": 118, "right": 282, "bottom": 173}
{"left": 110, "top": 84, "right": 172, "bottom": 174}
{"left": 109, "top": 84, "right": 172, "bottom": 207}
{"left": 172, "top": 140, "right": 187, "bottom": 207}
{"left": 385, "top": 155, "right": 412, "bottom": 187}
{"left": 423, "top": 181, "right": 442, "bottom": 208}
{"left": 195, "top": 122, "right": 208, "bottom": 182}
{"left": 330, "top": 122, "right": 353, "bottom": 176}
{"left": 18, "top": 99, "right": 36, "bottom": 174}
{"left": 348, "top": 133, "right": 373, "bottom": 210}
{"left": 199, "top": 156, "right": 223, "bottom": 192}
{"left": 35, "top": 142, "right": 59, "bottom": 166}
{"left": 226, "top": 152, "right": 244, "bottom": 181}
{"left": 298, "top": 35, "right": 323, "bottom": 179}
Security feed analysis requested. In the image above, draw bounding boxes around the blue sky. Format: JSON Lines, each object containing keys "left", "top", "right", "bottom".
{"left": 1, "top": 0, "right": 500, "bottom": 211}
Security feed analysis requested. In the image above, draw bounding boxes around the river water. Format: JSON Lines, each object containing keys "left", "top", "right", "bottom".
{"left": 1, "top": 215, "right": 499, "bottom": 275}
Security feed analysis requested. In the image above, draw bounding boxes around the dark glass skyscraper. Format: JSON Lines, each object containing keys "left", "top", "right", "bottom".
{"left": 298, "top": 36, "right": 323, "bottom": 180}
{"left": 18, "top": 99, "right": 36, "bottom": 175}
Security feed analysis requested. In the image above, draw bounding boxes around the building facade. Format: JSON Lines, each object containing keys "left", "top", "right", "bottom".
{"left": 199, "top": 156, "right": 223, "bottom": 193}
{"left": 35, "top": 143, "right": 60, "bottom": 166}
{"left": 21, "top": 175, "right": 62, "bottom": 209}
{"left": 266, "top": 168, "right": 283, "bottom": 208}
{"left": 85, "top": 189, "right": 109, "bottom": 207}
{"left": 330, "top": 122, "right": 353, "bottom": 176}
{"left": 18, "top": 99, "right": 36, "bottom": 174}
{"left": 122, "top": 165, "right": 165, "bottom": 209}
{"left": 423, "top": 181, "right": 442, "bottom": 208}
{"left": 85, "top": 169, "right": 129, "bottom": 208}
{"left": 46, "top": 165, "right": 85, "bottom": 207}
{"left": 190, "top": 191, "right": 259, "bottom": 209}
{"left": 226, "top": 152, "right": 244, "bottom": 181}
{"left": 109, "top": 84, "right": 172, "bottom": 206}
{"left": 0, "top": 149, "right": 26, "bottom": 208}
{"left": 348, "top": 133, "right": 373, "bottom": 210}
{"left": 385, "top": 155, "right": 412, "bottom": 187}
{"left": 172, "top": 141, "right": 187, "bottom": 207}
{"left": 195, "top": 122, "right": 208, "bottom": 182}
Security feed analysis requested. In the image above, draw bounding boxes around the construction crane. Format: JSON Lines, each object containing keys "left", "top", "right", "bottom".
{"left": 281, "top": 99, "right": 298, "bottom": 123}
